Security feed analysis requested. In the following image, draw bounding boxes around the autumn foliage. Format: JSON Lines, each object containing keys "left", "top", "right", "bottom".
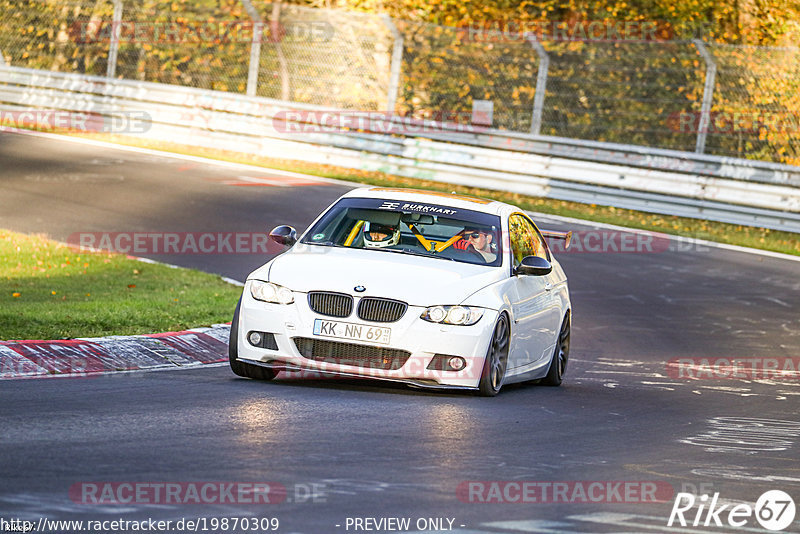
{"left": 0, "top": 0, "right": 797, "bottom": 165}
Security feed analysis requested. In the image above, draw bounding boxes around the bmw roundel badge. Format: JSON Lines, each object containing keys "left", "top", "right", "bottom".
{"left": 354, "top": 285, "right": 366, "bottom": 292}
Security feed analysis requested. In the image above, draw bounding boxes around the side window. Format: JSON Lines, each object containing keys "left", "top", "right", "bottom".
{"left": 509, "top": 214, "right": 548, "bottom": 267}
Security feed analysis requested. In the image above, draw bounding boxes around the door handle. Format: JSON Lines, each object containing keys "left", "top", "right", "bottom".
{"left": 544, "top": 283, "right": 553, "bottom": 292}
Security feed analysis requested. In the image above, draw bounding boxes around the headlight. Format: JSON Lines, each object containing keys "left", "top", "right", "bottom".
{"left": 420, "top": 305, "right": 483, "bottom": 326}
{"left": 250, "top": 280, "right": 294, "bottom": 304}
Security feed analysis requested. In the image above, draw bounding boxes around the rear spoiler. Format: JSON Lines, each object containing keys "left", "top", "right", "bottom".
{"left": 541, "top": 230, "right": 572, "bottom": 250}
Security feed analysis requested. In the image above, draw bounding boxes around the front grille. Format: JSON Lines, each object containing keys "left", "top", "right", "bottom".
{"left": 308, "top": 291, "right": 353, "bottom": 318}
{"left": 293, "top": 337, "right": 411, "bottom": 371}
{"left": 357, "top": 297, "right": 407, "bottom": 323}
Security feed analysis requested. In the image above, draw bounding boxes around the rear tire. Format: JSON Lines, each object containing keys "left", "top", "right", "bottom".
{"left": 541, "top": 311, "right": 570, "bottom": 387}
{"left": 229, "top": 296, "right": 277, "bottom": 381}
{"left": 477, "top": 313, "right": 510, "bottom": 397}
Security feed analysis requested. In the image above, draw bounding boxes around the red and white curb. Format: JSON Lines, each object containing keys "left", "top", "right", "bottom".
{"left": 0, "top": 324, "right": 231, "bottom": 380}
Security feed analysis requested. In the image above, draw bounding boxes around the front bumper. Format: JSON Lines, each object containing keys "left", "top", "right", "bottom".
{"left": 236, "top": 284, "right": 497, "bottom": 389}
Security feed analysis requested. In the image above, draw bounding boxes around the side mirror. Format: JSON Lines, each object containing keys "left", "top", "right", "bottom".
{"left": 515, "top": 255, "right": 552, "bottom": 276}
{"left": 269, "top": 225, "right": 297, "bottom": 247}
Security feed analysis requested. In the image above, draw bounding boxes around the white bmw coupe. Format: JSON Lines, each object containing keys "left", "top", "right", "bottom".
{"left": 230, "top": 187, "right": 571, "bottom": 396}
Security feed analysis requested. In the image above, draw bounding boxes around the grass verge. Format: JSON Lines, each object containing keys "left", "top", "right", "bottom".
{"left": 0, "top": 229, "right": 242, "bottom": 340}
{"left": 65, "top": 131, "right": 800, "bottom": 256}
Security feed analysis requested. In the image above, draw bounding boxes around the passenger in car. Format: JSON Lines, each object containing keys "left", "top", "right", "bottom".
{"left": 454, "top": 227, "right": 497, "bottom": 262}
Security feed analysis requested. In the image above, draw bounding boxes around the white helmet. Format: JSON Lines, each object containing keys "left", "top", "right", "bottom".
{"left": 363, "top": 222, "right": 400, "bottom": 248}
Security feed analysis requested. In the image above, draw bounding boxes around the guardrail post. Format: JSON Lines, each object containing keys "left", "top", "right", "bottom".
{"left": 381, "top": 15, "right": 404, "bottom": 115}
{"left": 527, "top": 34, "right": 549, "bottom": 136}
{"left": 693, "top": 39, "right": 717, "bottom": 154}
{"left": 106, "top": 0, "right": 123, "bottom": 78}
{"left": 241, "top": 0, "right": 263, "bottom": 96}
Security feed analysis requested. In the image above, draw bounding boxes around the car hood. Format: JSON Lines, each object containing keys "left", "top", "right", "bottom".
{"left": 249, "top": 244, "right": 505, "bottom": 306}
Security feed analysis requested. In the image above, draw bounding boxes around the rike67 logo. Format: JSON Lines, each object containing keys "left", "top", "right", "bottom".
{"left": 668, "top": 490, "right": 796, "bottom": 531}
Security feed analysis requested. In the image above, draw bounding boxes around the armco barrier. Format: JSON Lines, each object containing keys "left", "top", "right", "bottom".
{"left": 1, "top": 65, "right": 799, "bottom": 232}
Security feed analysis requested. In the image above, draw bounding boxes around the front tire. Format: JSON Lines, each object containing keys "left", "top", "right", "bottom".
{"left": 541, "top": 311, "right": 570, "bottom": 387}
{"left": 229, "top": 296, "right": 277, "bottom": 381}
{"left": 478, "top": 313, "right": 510, "bottom": 397}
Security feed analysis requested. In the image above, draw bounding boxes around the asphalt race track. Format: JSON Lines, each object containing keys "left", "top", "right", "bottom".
{"left": 2, "top": 131, "right": 800, "bottom": 533}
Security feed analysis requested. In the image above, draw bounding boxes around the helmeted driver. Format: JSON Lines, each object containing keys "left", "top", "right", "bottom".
{"left": 363, "top": 221, "right": 400, "bottom": 248}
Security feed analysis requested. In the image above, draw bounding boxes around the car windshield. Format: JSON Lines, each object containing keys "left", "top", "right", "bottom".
{"left": 300, "top": 197, "right": 503, "bottom": 266}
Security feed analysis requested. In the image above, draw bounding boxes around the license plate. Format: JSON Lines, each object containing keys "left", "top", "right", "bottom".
{"left": 313, "top": 319, "right": 391, "bottom": 345}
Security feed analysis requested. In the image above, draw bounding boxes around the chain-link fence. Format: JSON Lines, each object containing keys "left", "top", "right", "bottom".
{"left": 395, "top": 20, "right": 541, "bottom": 131}
{"left": 251, "top": 4, "right": 394, "bottom": 110}
{"left": 1, "top": 1, "right": 798, "bottom": 166}
{"left": 537, "top": 40, "right": 706, "bottom": 152}
{"left": 113, "top": 0, "right": 251, "bottom": 91}
{"left": 705, "top": 44, "right": 800, "bottom": 165}
{"left": 0, "top": 0, "right": 115, "bottom": 76}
